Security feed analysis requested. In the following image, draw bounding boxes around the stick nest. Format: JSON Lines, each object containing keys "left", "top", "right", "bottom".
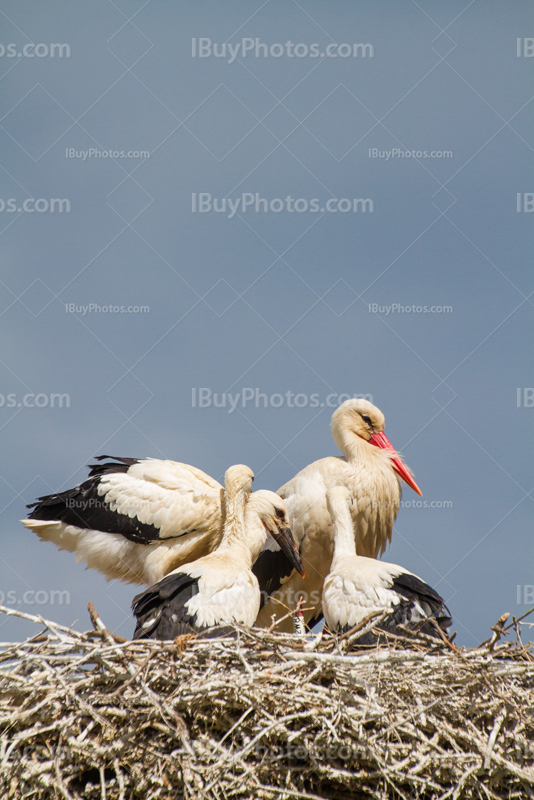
{"left": 0, "top": 605, "right": 533, "bottom": 800}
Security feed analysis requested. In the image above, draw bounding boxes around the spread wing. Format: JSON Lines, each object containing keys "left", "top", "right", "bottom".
{"left": 22, "top": 456, "right": 224, "bottom": 584}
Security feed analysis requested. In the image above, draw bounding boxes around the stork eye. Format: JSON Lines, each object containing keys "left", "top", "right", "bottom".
{"left": 274, "top": 507, "right": 285, "bottom": 520}
{"left": 361, "top": 414, "right": 372, "bottom": 426}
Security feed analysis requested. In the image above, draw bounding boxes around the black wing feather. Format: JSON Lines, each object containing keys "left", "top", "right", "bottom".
{"left": 26, "top": 456, "right": 162, "bottom": 544}
{"left": 306, "top": 611, "right": 325, "bottom": 629}
{"left": 87, "top": 455, "right": 141, "bottom": 478}
{"left": 391, "top": 572, "right": 452, "bottom": 632}
{"left": 132, "top": 572, "right": 200, "bottom": 639}
{"left": 391, "top": 571, "right": 446, "bottom": 609}
{"left": 253, "top": 549, "right": 296, "bottom": 610}
{"left": 132, "top": 574, "right": 246, "bottom": 641}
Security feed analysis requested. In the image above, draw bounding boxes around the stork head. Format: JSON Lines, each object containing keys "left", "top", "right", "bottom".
{"left": 331, "top": 398, "right": 422, "bottom": 496}
{"left": 224, "top": 464, "right": 254, "bottom": 498}
{"left": 247, "top": 491, "right": 305, "bottom": 577}
{"left": 331, "top": 398, "right": 385, "bottom": 445}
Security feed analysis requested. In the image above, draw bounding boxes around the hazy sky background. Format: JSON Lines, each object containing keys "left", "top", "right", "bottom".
{"left": 0, "top": 0, "right": 532, "bottom": 645}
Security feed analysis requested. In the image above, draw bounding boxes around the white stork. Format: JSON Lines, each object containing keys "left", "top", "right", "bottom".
{"left": 322, "top": 486, "right": 451, "bottom": 641}
{"left": 23, "top": 455, "right": 300, "bottom": 588}
{"left": 254, "top": 398, "right": 423, "bottom": 631}
{"left": 132, "top": 465, "right": 304, "bottom": 639}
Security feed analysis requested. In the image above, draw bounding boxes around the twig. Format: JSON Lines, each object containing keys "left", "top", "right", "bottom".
{"left": 87, "top": 602, "right": 128, "bottom": 644}
{"left": 487, "top": 613, "right": 510, "bottom": 653}
{"left": 483, "top": 711, "right": 506, "bottom": 769}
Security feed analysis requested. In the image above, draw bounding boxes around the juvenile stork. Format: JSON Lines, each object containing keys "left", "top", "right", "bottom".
{"left": 132, "top": 465, "right": 304, "bottom": 639}
{"left": 322, "top": 486, "right": 451, "bottom": 642}
{"left": 254, "top": 398, "right": 422, "bottom": 631}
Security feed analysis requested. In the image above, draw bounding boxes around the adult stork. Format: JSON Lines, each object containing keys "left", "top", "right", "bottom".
{"left": 322, "top": 486, "right": 451, "bottom": 642}
{"left": 132, "top": 465, "right": 304, "bottom": 639}
{"left": 254, "top": 398, "right": 422, "bottom": 631}
{"left": 23, "top": 456, "right": 299, "bottom": 588}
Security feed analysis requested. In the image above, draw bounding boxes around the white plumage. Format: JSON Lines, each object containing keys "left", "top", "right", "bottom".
{"left": 132, "top": 465, "right": 304, "bottom": 638}
{"left": 255, "top": 399, "right": 422, "bottom": 631}
{"left": 322, "top": 486, "right": 451, "bottom": 639}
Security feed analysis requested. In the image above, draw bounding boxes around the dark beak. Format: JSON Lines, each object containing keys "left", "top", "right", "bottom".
{"left": 270, "top": 526, "right": 305, "bottom": 577}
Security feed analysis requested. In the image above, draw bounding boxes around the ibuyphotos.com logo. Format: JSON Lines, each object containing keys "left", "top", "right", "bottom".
{"left": 192, "top": 193, "right": 373, "bottom": 219}
{"left": 192, "top": 389, "right": 373, "bottom": 414}
{"left": 192, "top": 38, "right": 374, "bottom": 62}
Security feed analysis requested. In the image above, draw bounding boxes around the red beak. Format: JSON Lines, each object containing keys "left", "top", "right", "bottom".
{"left": 369, "top": 431, "right": 423, "bottom": 496}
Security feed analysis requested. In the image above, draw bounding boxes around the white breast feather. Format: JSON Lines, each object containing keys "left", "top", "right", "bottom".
{"left": 323, "top": 572, "right": 402, "bottom": 630}
{"left": 185, "top": 570, "right": 260, "bottom": 628}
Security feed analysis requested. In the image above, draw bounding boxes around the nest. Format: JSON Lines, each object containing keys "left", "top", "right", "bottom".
{"left": 0, "top": 604, "right": 533, "bottom": 800}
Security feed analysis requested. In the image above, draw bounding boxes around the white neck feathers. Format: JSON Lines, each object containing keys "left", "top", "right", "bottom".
{"left": 243, "top": 492, "right": 275, "bottom": 564}
{"left": 326, "top": 487, "right": 358, "bottom": 567}
{"left": 216, "top": 465, "right": 254, "bottom": 565}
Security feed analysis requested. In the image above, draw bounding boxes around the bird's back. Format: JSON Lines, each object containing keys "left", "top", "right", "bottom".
{"left": 132, "top": 549, "right": 260, "bottom": 639}
{"left": 324, "top": 556, "right": 451, "bottom": 639}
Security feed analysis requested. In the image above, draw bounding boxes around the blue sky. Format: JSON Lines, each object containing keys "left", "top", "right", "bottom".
{"left": 0, "top": 0, "right": 532, "bottom": 645}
